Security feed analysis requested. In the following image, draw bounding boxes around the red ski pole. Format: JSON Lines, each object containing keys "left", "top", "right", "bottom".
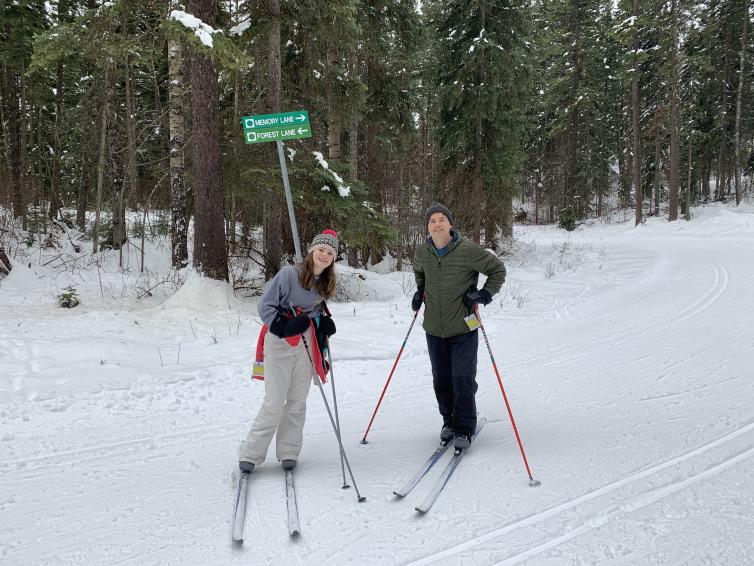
{"left": 360, "top": 308, "right": 421, "bottom": 444}
{"left": 474, "top": 305, "right": 540, "bottom": 486}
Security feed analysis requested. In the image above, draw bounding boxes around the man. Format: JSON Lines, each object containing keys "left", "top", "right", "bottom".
{"left": 413, "top": 203, "right": 506, "bottom": 450}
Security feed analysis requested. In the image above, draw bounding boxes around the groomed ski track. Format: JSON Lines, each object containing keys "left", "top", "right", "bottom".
{"left": 1, "top": 207, "right": 753, "bottom": 565}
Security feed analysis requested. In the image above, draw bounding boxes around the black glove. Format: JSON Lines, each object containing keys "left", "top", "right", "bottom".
{"left": 411, "top": 289, "right": 424, "bottom": 311}
{"left": 317, "top": 316, "right": 336, "bottom": 337}
{"left": 463, "top": 288, "right": 492, "bottom": 308}
{"left": 269, "top": 314, "right": 311, "bottom": 338}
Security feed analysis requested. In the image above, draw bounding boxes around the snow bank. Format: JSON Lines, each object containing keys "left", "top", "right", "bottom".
{"left": 162, "top": 271, "right": 238, "bottom": 311}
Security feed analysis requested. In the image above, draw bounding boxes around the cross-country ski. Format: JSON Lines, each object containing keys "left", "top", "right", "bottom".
{"left": 393, "top": 442, "right": 453, "bottom": 498}
{"left": 232, "top": 471, "right": 251, "bottom": 545}
{"left": 414, "top": 418, "right": 487, "bottom": 513}
{"left": 285, "top": 468, "right": 301, "bottom": 537}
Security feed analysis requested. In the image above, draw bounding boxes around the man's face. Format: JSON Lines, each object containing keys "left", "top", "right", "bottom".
{"left": 427, "top": 212, "right": 451, "bottom": 241}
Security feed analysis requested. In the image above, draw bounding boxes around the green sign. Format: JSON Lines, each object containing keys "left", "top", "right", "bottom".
{"left": 244, "top": 125, "right": 312, "bottom": 145}
{"left": 241, "top": 110, "right": 312, "bottom": 144}
{"left": 242, "top": 110, "right": 309, "bottom": 131}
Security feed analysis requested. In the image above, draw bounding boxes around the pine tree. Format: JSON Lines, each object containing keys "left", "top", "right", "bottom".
{"left": 428, "top": 0, "right": 532, "bottom": 246}
{"left": 0, "top": 0, "right": 47, "bottom": 229}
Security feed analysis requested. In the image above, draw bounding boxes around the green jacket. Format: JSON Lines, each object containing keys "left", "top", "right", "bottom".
{"left": 414, "top": 232, "right": 506, "bottom": 338}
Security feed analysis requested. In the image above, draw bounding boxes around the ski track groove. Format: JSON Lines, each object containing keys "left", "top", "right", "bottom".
{"left": 508, "top": 261, "right": 727, "bottom": 376}
{"left": 403, "top": 419, "right": 754, "bottom": 566}
{"left": 491, "top": 444, "right": 754, "bottom": 566}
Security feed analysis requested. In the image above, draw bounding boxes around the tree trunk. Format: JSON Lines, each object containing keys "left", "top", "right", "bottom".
{"left": 19, "top": 63, "right": 31, "bottom": 226}
{"left": 49, "top": 62, "right": 64, "bottom": 221}
{"left": 263, "top": 0, "right": 283, "bottom": 278}
{"left": 188, "top": 0, "right": 228, "bottom": 281}
{"left": 734, "top": 0, "right": 749, "bottom": 206}
{"left": 349, "top": 118, "right": 358, "bottom": 180}
{"left": 653, "top": 124, "right": 662, "bottom": 216}
{"left": 348, "top": 52, "right": 359, "bottom": 179}
{"left": 93, "top": 105, "right": 106, "bottom": 254}
{"left": 150, "top": 54, "right": 170, "bottom": 159}
{"left": 668, "top": 0, "right": 681, "bottom": 221}
{"left": 105, "top": 61, "right": 127, "bottom": 250}
{"left": 684, "top": 138, "right": 693, "bottom": 220}
{"left": 229, "top": 69, "right": 241, "bottom": 254}
{"left": 168, "top": 36, "right": 188, "bottom": 269}
{"left": 124, "top": 54, "right": 140, "bottom": 204}
{"left": 76, "top": 140, "right": 88, "bottom": 230}
{"left": 716, "top": 15, "right": 734, "bottom": 201}
{"left": 632, "top": 0, "right": 642, "bottom": 226}
{"left": 6, "top": 68, "right": 26, "bottom": 228}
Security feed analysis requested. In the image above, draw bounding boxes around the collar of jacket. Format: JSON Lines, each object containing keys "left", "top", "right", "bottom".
{"left": 426, "top": 229, "right": 460, "bottom": 254}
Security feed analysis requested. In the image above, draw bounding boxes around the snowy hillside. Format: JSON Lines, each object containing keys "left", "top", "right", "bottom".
{"left": 1, "top": 203, "right": 753, "bottom": 565}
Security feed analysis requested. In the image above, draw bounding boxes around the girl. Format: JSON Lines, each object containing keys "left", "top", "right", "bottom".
{"left": 239, "top": 229, "right": 338, "bottom": 473}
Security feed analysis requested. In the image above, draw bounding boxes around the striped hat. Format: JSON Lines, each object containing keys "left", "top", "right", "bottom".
{"left": 308, "top": 229, "right": 339, "bottom": 256}
{"left": 424, "top": 203, "right": 453, "bottom": 227}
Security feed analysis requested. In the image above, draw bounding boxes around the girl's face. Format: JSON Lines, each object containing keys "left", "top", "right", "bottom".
{"left": 311, "top": 245, "right": 335, "bottom": 271}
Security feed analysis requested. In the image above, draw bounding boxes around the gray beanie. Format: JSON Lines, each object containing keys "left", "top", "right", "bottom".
{"left": 308, "top": 229, "right": 339, "bottom": 256}
{"left": 424, "top": 203, "right": 453, "bottom": 227}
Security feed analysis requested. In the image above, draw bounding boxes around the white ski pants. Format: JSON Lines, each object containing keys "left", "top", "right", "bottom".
{"left": 240, "top": 331, "right": 314, "bottom": 465}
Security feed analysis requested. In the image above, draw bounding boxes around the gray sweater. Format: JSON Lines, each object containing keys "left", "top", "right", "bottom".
{"left": 257, "top": 265, "right": 325, "bottom": 326}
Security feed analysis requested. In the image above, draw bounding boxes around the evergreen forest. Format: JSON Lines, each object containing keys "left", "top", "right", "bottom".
{"left": 1, "top": 0, "right": 752, "bottom": 282}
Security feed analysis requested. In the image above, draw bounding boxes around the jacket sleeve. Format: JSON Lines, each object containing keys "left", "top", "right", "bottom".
{"left": 413, "top": 248, "right": 425, "bottom": 291}
{"left": 471, "top": 244, "right": 506, "bottom": 296}
{"left": 257, "top": 267, "right": 293, "bottom": 326}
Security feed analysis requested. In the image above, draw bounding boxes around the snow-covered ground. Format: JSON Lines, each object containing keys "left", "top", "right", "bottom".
{"left": 1, "top": 203, "right": 753, "bottom": 565}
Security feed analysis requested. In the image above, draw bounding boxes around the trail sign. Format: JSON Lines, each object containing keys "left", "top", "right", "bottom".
{"left": 242, "top": 110, "right": 309, "bottom": 131}
{"left": 244, "top": 125, "right": 312, "bottom": 145}
{"left": 240, "top": 109, "right": 313, "bottom": 260}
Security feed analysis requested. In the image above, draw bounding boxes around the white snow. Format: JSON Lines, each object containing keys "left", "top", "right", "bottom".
{"left": 169, "top": 10, "right": 222, "bottom": 49}
{"left": 313, "top": 151, "right": 351, "bottom": 197}
{"left": 1, "top": 203, "right": 754, "bottom": 564}
{"left": 229, "top": 18, "right": 251, "bottom": 37}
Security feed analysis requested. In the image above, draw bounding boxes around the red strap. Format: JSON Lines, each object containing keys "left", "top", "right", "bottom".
{"left": 253, "top": 320, "right": 327, "bottom": 383}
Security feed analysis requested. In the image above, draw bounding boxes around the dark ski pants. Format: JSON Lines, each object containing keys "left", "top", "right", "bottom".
{"left": 426, "top": 330, "right": 478, "bottom": 436}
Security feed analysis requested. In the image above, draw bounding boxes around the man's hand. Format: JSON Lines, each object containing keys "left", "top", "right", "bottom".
{"left": 411, "top": 289, "right": 424, "bottom": 311}
{"left": 463, "top": 288, "right": 492, "bottom": 308}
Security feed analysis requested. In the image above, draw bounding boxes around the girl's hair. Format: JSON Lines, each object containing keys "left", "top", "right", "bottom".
{"left": 299, "top": 252, "right": 336, "bottom": 299}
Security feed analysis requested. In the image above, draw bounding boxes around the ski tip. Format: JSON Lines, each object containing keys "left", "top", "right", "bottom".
{"left": 290, "top": 530, "right": 301, "bottom": 539}
{"left": 392, "top": 491, "right": 405, "bottom": 498}
{"left": 414, "top": 507, "right": 427, "bottom": 514}
{"left": 233, "top": 538, "right": 243, "bottom": 546}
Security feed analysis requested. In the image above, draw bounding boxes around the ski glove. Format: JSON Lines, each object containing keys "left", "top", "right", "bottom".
{"left": 411, "top": 289, "right": 424, "bottom": 311}
{"left": 463, "top": 288, "right": 492, "bottom": 308}
{"left": 269, "top": 314, "right": 311, "bottom": 338}
{"left": 317, "top": 316, "right": 336, "bottom": 337}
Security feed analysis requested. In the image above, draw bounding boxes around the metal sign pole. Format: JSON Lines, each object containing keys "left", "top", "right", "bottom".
{"left": 276, "top": 140, "right": 303, "bottom": 261}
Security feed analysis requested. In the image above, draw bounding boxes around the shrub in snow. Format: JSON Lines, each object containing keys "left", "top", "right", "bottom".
{"left": 57, "top": 286, "right": 80, "bottom": 308}
{"left": 559, "top": 206, "right": 577, "bottom": 231}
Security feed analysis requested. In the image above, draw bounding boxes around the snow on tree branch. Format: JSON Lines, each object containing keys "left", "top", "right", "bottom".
{"left": 169, "top": 10, "right": 222, "bottom": 48}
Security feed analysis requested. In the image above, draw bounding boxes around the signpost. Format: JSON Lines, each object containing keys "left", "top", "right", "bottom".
{"left": 241, "top": 110, "right": 312, "bottom": 261}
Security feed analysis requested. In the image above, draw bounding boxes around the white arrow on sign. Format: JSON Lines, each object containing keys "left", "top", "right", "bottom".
{"left": 297, "top": 128, "right": 308, "bottom": 135}
{"left": 296, "top": 115, "right": 306, "bottom": 122}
